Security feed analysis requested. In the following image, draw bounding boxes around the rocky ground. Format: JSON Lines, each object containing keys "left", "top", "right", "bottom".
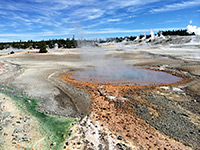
{"left": 0, "top": 93, "right": 47, "bottom": 149}
{"left": 0, "top": 36, "right": 199, "bottom": 149}
{"left": 61, "top": 68, "right": 199, "bottom": 149}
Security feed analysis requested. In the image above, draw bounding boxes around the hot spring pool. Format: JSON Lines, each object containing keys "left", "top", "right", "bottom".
{"left": 70, "top": 68, "right": 183, "bottom": 86}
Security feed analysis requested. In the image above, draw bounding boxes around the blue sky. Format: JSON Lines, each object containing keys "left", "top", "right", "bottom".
{"left": 0, "top": 0, "right": 199, "bottom": 42}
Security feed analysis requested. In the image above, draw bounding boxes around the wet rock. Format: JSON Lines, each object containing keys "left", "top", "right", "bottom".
{"left": 68, "top": 132, "right": 72, "bottom": 136}
{"left": 98, "top": 144, "right": 103, "bottom": 149}
{"left": 19, "top": 137, "right": 30, "bottom": 142}
{"left": 190, "top": 131, "right": 194, "bottom": 134}
{"left": 116, "top": 143, "right": 122, "bottom": 146}
{"left": 180, "top": 113, "right": 189, "bottom": 117}
{"left": 3, "top": 133, "right": 8, "bottom": 136}
{"left": 23, "top": 137, "right": 30, "bottom": 141}
{"left": 16, "top": 121, "right": 21, "bottom": 124}
{"left": 77, "top": 141, "right": 81, "bottom": 145}
{"left": 117, "top": 136, "right": 123, "bottom": 140}
{"left": 193, "top": 99, "right": 197, "bottom": 102}
{"left": 51, "top": 142, "right": 56, "bottom": 146}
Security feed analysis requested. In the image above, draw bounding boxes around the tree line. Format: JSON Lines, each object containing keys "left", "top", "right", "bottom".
{"left": 0, "top": 29, "right": 195, "bottom": 50}
{"left": 99, "top": 29, "right": 195, "bottom": 43}
{"left": 160, "top": 29, "right": 195, "bottom": 36}
{"left": 0, "top": 38, "right": 78, "bottom": 51}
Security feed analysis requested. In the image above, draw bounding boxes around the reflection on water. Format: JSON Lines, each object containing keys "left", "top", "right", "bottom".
{"left": 71, "top": 69, "right": 183, "bottom": 86}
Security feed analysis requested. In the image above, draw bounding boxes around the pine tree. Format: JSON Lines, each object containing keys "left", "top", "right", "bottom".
{"left": 39, "top": 40, "right": 48, "bottom": 53}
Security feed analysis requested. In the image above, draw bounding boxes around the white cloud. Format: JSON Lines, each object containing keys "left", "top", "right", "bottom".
{"left": 81, "top": 27, "right": 184, "bottom": 34}
{"left": 0, "top": 0, "right": 197, "bottom": 41}
{"left": 187, "top": 25, "right": 200, "bottom": 35}
{"left": 106, "top": 0, "right": 160, "bottom": 9}
{"left": 160, "top": 19, "right": 181, "bottom": 24}
{"left": 151, "top": 0, "right": 200, "bottom": 13}
{"left": 65, "top": 8, "right": 105, "bottom": 22}
{"left": 0, "top": 0, "right": 162, "bottom": 29}
{"left": 0, "top": 24, "right": 5, "bottom": 27}
{"left": 0, "top": 27, "right": 184, "bottom": 39}
{"left": 87, "top": 13, "right": 104, "bottom": 20}
{"left": 107, "top": 19, "right": 121, "bottom": 22}
{"left": 12, "top": 15, "right": 31, "bottom": 23}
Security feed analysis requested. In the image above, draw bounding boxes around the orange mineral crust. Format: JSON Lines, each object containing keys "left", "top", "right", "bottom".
{"left": 61, "top": 72, "right": 192, "bottom": 149}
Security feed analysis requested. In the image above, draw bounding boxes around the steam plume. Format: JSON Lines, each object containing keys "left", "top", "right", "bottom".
{"left": 187, "top": 25, "right": 200, "bottom": 36}
{"left": 150, "top": 29, "right": 155, "bottom": 40}
{"left": 54, "top": 43, "right": 58, "bottom": 51}
{"left": 76, "top": 46, "right": 182, "bottom": 85}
